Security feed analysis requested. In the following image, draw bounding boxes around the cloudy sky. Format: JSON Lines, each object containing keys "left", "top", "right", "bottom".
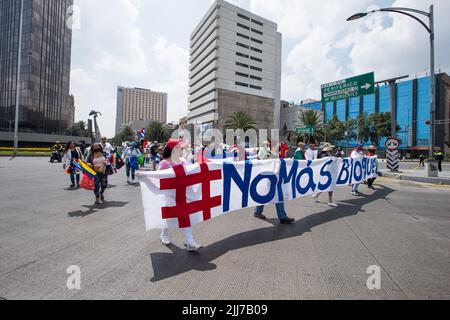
{"left": 70, "top": 0, "right": 450, "bottom": 137}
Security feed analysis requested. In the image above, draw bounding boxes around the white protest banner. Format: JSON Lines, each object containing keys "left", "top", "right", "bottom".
{"left": 137, "top": 156, "right": 378, "bottom": 231}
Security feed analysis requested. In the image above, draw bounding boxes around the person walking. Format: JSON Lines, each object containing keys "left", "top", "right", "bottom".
{"left": 419, "top": 153, "right": 426, "bottom": 167}
{"left": 294, "top": 142, "right": 306, "bottom": 160}
{"left": 366, "top": 146, "right": 377, "bottom": 190}
{"left": 158, "top": 139, "right": 202, "bottom": 252}
{"left": 434, "top": 148, "right": 444, "bottom": 172}
{"left": 254, "top": 141, "right": 295, "bottom": 225}
{"left": 62, "top": 141, "right": 84, "bottom": 188}
{"left": 305, "top": 143, "right": 318, "bottom": 161}
{"left": 351, "top": 143, "right": 365, "bottom": 196}
{"left": 312, "top": 144, "right": 338, "bottom": 207}
{"left": 87, "top": 143, "right": 109, "bottom": 205}
{"left": 122, "top": 142, "right": 142, "bottom": 184}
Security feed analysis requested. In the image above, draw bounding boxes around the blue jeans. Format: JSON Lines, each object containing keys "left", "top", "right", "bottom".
{"left": 255, "top": 203, "right": 287, "bottom": 220}
{"left": 70, "top": 171, "right": 80, "bottom": 186}
{"left": 352, "top": 183, "right": 360, "bottom": 192}
{"left": 126, "top": 163, "right": 136, "bottom": 180}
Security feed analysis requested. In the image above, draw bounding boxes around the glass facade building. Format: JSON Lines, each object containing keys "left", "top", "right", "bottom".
{"left": 0, "top": 0, "right": 73, "bottom": 135}
{"left": 323, "top": 73, "right": 450, "bottom": 153}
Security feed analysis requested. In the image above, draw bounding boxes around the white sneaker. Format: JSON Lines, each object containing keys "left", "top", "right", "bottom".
{"left": 313, "top": 195, "right": 320, "bottom": 203}
{"left": 127, "top": 177, "right": 131, "bottom": 183}
{"left": 328, "top": 202, "right": 338, "bottom": 207}
{"left": 160, "top": 235, "right": 171, "bottom": 246}
{"left": 131, "top": 179, "right": 136, "bottom": 184}
{"left": 351, "top": 191, "right": 358, "bottom": 196}
{"left": 184, "top": 241, "right": 202, "bottom": 252}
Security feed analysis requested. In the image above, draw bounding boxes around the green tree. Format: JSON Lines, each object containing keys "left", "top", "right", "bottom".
{"left": 65, "top": 120, "right": 88, "bottom": 137}
{"left": 223, "top": 111, "right": 258, "bottom": 132}
{"left": 296, "top": 109, "right": 324, "bottom": 144}
{"left": 367, "top": 112, "right": 396, "bottom": 146}
{"left": 357, "top": 114, "right": 371, "bottom": 144}
{"left": 120, "top": 126, "right": 134, "bottom": 143}
{"left": 146, "top": 121, "right": 170, "bottom": 143}
{"left": 325, "top": 115, "right": 345, "bottom": 144}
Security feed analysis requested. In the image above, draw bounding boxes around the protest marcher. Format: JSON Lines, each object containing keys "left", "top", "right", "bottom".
{"left": 122, "top": 142, "right": 142, "bottom": 184}
{"left": 254, "top": 141, "right": 295, "bottom": 225}
{"left": 336, "top": 147, "right": 345, "bottom": 158}
{"left": 351, "top": 142, "right": 365, "bottom": 196}
{"left": 100, "top": 136, "right": 114, "bottom": 155}
{"left": 312, "top": 144, "right": 338, "bottom": 207}
{"left": 305, "top": 143, "right": 319, "bottom": 161}
{"left": 87, "top": 143, "right": 109, "bottom": 205}
{"left": 294, "top": 142, "right": 306, "bottom": 160}
{"left": 159, "top": 139, "right": 202, "bottom": 252}
{"left": 150, "top": 141, "right": 159, "bottom": 171}
{"left": 62, "top": 141, "right": 84, "bottom": 188}
{"left": 366, "top": 146, "right": 377, "bottom": 190}
{"left": 78, "top": 140, "right": 87, "bottom": 155}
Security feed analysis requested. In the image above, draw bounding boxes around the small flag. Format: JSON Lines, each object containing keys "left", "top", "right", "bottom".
{"left": 74, "top": 159, "right": 97, "bottom": 178}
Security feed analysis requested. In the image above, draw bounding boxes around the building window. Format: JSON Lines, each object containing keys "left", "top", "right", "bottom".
{"left": 236, "top": 32, "right": 250, "bottom": 40}
{"left": 250, "top": 75, "right": 262, "bottom": 81}
{"left": 250, "top": 66, "right": 262, "bottom": 72}
{"left": 251, "top": 19, "right": 263, "bottom": 26}
{"left": 251, "top": 47, "right": 263, "bottom": 53}
{"left": 250, "top": 56, "right": 262, "bottom": 63}
{"left": 236, "top": 52, "right": 249, "bottom": 59}
{"left": 237, "top": 13, "right": 250, "bottom": 21}
{"left": 251, "top": 37, "right": 263, "bottom": 44}
{"left": 237, "top": 23, "right": 250, "bottom": 30}
{"left": 236, "top": 42, "right": 250, "bottom": 49}
{"left": 250, "top": 85, "right": 262, "bottom": 90}
{"left": 235, "top": 72, "right": 249, "bottom": 78}
{"left": 235, "top": 81, "right": 249, "bottom": 87}
{"left": 251, "top": 28, "right": 263, "bottom": 35}
{"left": 236, "top": 62, "right": 249, "bottom": 68}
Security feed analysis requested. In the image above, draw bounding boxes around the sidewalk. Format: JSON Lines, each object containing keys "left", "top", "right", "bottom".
{"left": 379, "top": 168, "right": 450, "bottom": 185}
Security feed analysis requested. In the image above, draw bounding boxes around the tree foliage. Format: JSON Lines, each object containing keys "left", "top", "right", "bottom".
{"left": 65, "top": 121, "right": 88, "bottom": 137}
{"left": 295, "top": 109, "right": 324, "bottom": 144}
{"left": 146, "top": 121, "right": 171, "bottom": 143}
{"left": 223, "top": 111, "right": 258, "bottom": 132}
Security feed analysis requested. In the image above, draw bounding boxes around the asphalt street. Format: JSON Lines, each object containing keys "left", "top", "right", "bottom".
{"left": 0, "top": 157, "right": 449, "bottom": 300}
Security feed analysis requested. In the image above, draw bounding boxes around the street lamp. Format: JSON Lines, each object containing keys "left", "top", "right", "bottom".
{"left": 347, "top": 5, "right": 436, "bottom": 158}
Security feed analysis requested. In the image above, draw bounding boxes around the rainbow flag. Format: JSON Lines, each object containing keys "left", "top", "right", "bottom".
{"left": 74, "top": 159, "right": 97, "bottom": 178}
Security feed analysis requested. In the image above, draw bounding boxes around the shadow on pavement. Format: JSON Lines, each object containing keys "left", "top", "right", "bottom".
{"left": 67, "top": 201, "right": 129, "bottom": 218}
{"left": 149, "top": 185, "right": 395, "bottom": 282}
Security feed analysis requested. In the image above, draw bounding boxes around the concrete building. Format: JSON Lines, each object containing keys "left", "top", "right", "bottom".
{"left": 115, "top": 86, "right": 167, "bottom": 135}
{"left": 0, "top": 0, "right": 73, "bottom": 135}
{"left": 187, "top": 0, "right": 282, "bottom": 131}
{"left": 280, "top": 100, "right": 324, "bottom": 142}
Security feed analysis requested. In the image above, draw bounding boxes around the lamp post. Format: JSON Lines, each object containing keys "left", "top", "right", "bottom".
{"left": 13, "top": 0, "right": 25, "bottom": 155}
{"left": 347, "top": 5, "right": 436, "bottom": 158}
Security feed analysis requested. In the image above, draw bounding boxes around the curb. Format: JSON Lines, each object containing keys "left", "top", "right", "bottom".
{"left": 379, "top": 171, "right": 450, "bottom": 186}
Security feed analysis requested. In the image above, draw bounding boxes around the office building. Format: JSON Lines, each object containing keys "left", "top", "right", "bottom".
{"left": 323, "top": 73, "right": 450, "bottom": 155}
{"left": 115, "top": 86, "right": 168, "bottom": 135}
{"left": 0, "top": 0, "right": 73, "bottom": 134}
{"left": 187, "top": 0, "right": 282, "bottom": 132}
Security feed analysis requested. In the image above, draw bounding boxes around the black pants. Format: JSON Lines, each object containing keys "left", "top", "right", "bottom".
{"left": 438, "top": 160, "right": 442, "bottom": 172}
{"left": 367, "top": 178, "right": 376, "bottom": 187}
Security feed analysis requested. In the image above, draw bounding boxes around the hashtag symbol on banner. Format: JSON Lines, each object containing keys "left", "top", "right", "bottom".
{"left": 159, "top": 163, "right": 222, "bottom": 228}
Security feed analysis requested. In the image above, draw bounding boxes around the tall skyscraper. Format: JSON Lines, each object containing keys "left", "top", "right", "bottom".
{"left": 115, "top": 86, "right": 168, "bottom": 135}
{"left": 187, "top": 0, "right": 282, "bottom": 131}
{"left": 0, "top": 0, "right": 73, "bottom": 135}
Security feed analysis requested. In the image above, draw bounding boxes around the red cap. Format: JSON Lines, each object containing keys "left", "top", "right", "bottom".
{"left": 166, "top": 139, "right": 183, "bottom": 150}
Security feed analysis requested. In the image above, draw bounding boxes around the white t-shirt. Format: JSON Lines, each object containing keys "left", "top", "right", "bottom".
{"left": 101, "top": 142, "right": 113, "bottom": 155}
{"left": 305, "top": 148, "right": 318, "bottom": 161}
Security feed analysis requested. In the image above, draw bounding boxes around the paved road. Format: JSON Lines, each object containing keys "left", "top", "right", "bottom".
{"left": 0, "top": 157, "right": 449, "bottom": 300}
{"left": 378, "top": 161, "right": 450, "bottom": 172}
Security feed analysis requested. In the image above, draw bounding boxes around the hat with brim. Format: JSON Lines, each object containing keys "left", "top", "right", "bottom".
{"left": 367, "top": 146, "right": 377, "bottom": 150}
{"left": 166, "top": 139, "right": 184, "bottom": 150}
{"left": 322, "top": 146, "right": 335, "bottom": 152}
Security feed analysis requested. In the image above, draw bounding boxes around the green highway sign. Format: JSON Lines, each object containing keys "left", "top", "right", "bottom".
{"left": 321, "top": 72, "right": 375, "bottom": 103}
{"left": 296, "top": 126, "right": 316, "bottom": 135}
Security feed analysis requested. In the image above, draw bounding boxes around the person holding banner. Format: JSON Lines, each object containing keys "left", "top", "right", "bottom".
{"left": 312, "top": 144, "right": 338, "bottom": 207}
{"left": 351, "top": 143, "right": 365, "bottom": 196}
{"left": 294, "top": 142, "right": 306, "bottom": 160}
{"left": 86, "top": 143, "right": 109, "bottom": 205}
{"left": 63, "top": 141, "right": 84, "bottom": 188}
{"left": 305, "top": 143, "right": 319, "bottom": 161}
{"left": 366, "top": 146, "right": 377, "bottom": 190}
{"left": 159, "top": 139, "right": 203, "bottom": 252}
{"left": 254, "top": 141, "right": 295, "bottom": 225}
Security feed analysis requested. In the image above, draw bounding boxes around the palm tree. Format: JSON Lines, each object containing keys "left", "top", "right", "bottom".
{"left": 297, "top": 109, "right": 324, "bottom": 144}
{"left": 146, "top": 121, "right": 170, "bottom": 143}
{"left": 223, "top": 111, "right": 258, "bottom": 132}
